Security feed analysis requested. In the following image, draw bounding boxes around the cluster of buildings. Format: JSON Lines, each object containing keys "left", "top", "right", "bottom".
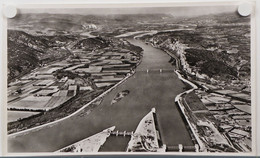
{"left": 151, "top": 37, "right": 211, "bottom": 81}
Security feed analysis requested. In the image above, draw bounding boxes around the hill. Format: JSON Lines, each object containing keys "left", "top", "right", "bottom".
{"left": 7, "top": 30, "right": 74, "bottom": 82}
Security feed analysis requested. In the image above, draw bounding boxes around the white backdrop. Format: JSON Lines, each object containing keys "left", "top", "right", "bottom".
{"left": 0, "top": 0, "right": 259, "bottom": 156}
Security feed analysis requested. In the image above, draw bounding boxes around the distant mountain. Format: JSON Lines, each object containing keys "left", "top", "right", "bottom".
{"left": 8, "top": 13, "right": 173, "bottom": 35}
{"left": 180, "top": 12, "right": 250, "bottom": 25}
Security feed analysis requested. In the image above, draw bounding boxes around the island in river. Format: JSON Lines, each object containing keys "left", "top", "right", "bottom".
{"left": 111, "top": 90, "right": 130, "bottom": 105}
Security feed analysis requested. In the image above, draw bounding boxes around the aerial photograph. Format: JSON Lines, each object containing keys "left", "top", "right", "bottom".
{"left": 6, "top": 4, "right": 252, "bottom": 154}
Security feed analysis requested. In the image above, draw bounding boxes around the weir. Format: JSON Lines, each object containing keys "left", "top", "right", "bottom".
{"left": 110, "top": 131, "right": 134, "bottom": 137}
{"left": 167, "top": 144, "right": 199, "bottom": 152}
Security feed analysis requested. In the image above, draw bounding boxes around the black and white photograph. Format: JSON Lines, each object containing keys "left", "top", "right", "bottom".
{"left": 5, "top": 2, "right": 256, "bottom": 155}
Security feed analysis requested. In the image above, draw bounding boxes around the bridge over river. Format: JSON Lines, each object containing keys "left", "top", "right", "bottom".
{"left": 8, "top": 39, "right": 194, "bottom": 152}
{"left": 136, "top": 69, "right": 175, "bottom": 73}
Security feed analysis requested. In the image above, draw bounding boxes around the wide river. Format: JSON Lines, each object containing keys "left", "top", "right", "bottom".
{"left": 8, "top": 39, "right": 193, "bottom": 152}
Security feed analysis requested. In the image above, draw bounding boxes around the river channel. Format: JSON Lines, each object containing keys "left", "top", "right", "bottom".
{"left": 8, "top": 39, "right": 193, "bottom": 152}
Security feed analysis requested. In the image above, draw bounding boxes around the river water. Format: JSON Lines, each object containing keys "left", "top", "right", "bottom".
{"left": 8, "top": 39, "right": 193, "bottom": 152}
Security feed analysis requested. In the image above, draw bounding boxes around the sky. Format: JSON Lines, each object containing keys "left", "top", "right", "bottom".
{"left": 19, "top": 5, "right": 238, "bottom": 17}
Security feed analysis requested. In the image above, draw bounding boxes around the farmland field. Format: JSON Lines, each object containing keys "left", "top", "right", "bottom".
{"left": 44, "top": 96, "right": 73, "bottom": 108}
{"left": 233, "top": 104, "right": 251, "bottom": 114}
{"left": 8, "top": 96, "right": 52, "bottom": 110}
{"left": 8, "top": 111, "right": 41, "bottom": 123}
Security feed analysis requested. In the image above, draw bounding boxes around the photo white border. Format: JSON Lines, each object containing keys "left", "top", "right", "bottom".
{"left": 0, "top": 0, "right": 258, "bottom": 156}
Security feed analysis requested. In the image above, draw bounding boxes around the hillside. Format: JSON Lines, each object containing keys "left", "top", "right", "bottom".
{"left": 7, "top": 30, "right": 74, "bottom": 82}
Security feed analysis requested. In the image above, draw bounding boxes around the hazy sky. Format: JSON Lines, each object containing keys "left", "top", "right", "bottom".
{"left": 19, "top": 5, "right": 237, "bottom": 17}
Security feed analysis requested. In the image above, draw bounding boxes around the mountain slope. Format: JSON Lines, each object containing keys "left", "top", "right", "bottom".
{"left": 7, "top": 30, "right": 72, "bottom": 82}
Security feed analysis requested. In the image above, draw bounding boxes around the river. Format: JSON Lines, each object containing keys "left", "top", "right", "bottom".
{"left": 8, "top": 39, "right": 193, "bottom": 152}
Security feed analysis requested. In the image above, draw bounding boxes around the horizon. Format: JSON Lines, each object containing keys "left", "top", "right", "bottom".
{"left": 17, "top": 5, "right": 237, "bottom": 17}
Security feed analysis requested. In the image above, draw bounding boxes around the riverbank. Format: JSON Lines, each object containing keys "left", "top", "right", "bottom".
{"left": 136, "top": 38, "right": 203, "bottom": 150}
{"left": 174, "top": 70, "right": 205, "bottom": 151}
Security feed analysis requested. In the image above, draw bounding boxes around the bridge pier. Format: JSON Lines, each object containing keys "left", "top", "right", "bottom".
{"left": 195, "top": 144, "right": 199, "bottom": 152}
{"left": 178, "top": 144, "right": 183, "bottom": 152}
{"left": 167, "top": 144, "right": 199, "bottom": 152}
{"left": 110, "top": 130, "right": 134, "bottom": 137}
